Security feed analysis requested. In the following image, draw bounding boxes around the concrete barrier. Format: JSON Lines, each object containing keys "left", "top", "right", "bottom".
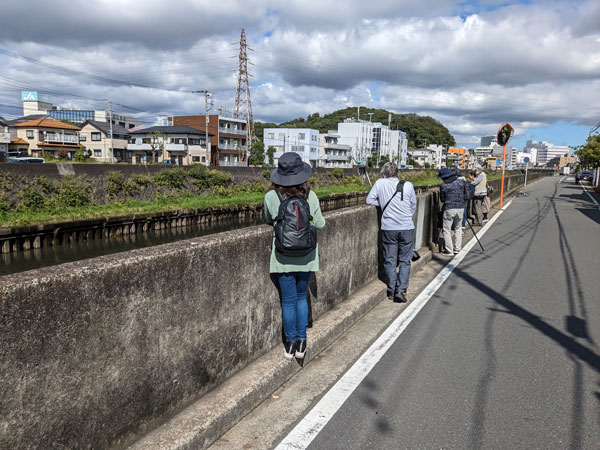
{"left": 0, "top": 172, "right": 548, "bottom": 449}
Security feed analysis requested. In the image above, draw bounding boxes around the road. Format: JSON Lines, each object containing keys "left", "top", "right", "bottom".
{"left": 214, "top": 176, "right": 600, "bottom": 449}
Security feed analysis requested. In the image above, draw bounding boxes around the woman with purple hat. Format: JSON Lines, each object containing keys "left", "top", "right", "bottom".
{"left": 264, "top": 152, "right": 326, "bottom": 361}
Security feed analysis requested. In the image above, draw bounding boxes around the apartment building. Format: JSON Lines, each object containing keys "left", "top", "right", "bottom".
{"left": 318, "top": 132, "right": 352, "bottom": 168}
{"left": 169, "top": 114, "right": 247, "bottom": 166}
{"left": 447, "top": 147, "right": 467, "bottom": 168}
{"left": 263, "top": 128, "right": 319, "bottom": 167}
{"left": 409, "top": 149, "right": 435, "bottom": 168}
{"left": 79, "top": 120, "right": 130, "bottom": 163}
{"left": 390, "top": 130, "right": 409, "bottom": 167}
{"left": 128, "top": 126, "right": 210, "bottom": 165}
{"left": 335, "top": 119, "right": 395, "bottom": 165}
{"left": 13, "top": 117, "right": 81, "bottom": 158}
{"left": 0, "top": 117, "right": 10, "bottom": 160}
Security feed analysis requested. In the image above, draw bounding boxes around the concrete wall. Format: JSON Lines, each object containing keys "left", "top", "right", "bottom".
{"left": 0, "top": 171, "right": 548, "bottom": 449}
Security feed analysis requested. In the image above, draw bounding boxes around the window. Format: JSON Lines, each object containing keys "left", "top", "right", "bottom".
{"left": 268, "top": 133, "right": 274, "bottom": 139}
{"left": 119, "top": 122, "right": 126, "bottom": 128}
{"left": 91, "top": 132, "right": 101, "bottom": 141}
{"left": 192, "top": 156, "right": 200, "bottom": 162}
{"left": 26, "top": 130, "right": 34, "bottom": 139}
{"left": 126, "top": 151, "right": 132, "bottom": 159}
{"left": 94, "top": 150, "right": 102, "bottom": 157}
{"left": 114, "top": 150, "right": 122, "bottom": 157}
{"left": 80, "top": 136, "right": 87, "bottom": 142}
{"left": 129, "top": 124, "right": 135, "bottom": 129}
{"left": 202, "top": 156, "right": 206, "bottom": 162}
{"left": 298, "top": 133, "right": 305, "bottom": 139}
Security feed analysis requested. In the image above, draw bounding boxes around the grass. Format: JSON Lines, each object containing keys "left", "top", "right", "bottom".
{"left": 0, "top": 185, "right": 371, "bottom": 228}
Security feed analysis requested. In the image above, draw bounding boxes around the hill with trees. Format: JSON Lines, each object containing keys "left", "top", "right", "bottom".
{"left": 255, "top": 107, "right": 455, "bottom": 148}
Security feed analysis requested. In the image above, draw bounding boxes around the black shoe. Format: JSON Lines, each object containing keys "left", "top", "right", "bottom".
{"left": 441, "top": 250, "right": 453, "bottom": 256}
{"left": 295, "top": 340, "right": 307, "bottom": 359}
{"left": 284, "top": 341, "right": 296, "bottom": 360}
{"left": 393, "top": 291, "right": 408, "bottom": 303}
{"left": 387, "top": 290, "right": 394, "bottom": 300}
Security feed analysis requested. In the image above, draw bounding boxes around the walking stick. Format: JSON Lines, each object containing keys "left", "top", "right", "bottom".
{"left": 467, "top": 218, "right": 485, "bottom": 252}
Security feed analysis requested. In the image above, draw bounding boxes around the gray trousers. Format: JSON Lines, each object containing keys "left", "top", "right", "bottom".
{"left": 442, "top": 208, "right": 464, "bottom": 253}
{"left": 381, "top": 229, "right": 415, "bottom": 295}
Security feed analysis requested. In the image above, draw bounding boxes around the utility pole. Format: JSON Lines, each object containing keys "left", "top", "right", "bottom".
{"left": 233, "top": 28, "right": 255, "bottom": 166}
{"left": 107, "top": 100, "right": 114, "bottom": 163}
{"left": 192, "top": 90, "right": 213, "bottom": 165}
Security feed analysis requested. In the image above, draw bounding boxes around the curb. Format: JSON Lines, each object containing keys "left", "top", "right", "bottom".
{"left": 128, "top": 249, "right": 433, "bottom": 450}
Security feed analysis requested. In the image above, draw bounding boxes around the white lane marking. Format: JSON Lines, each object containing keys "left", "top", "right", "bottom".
{"left": 580, "top": 183, "right": 600, "bottom": 211}
{"left": 559, "top": 176, "right": 565, "bottom": 184}
{"left": 276, "top": 204, "right": 512, "bottom": 450}
{"left": 566, "top": 177, "right": 575, "bottom": 182}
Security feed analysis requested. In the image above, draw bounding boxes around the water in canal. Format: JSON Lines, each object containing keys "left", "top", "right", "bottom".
{"left": 0, "top": 215, "right": 263, "bottom": 277}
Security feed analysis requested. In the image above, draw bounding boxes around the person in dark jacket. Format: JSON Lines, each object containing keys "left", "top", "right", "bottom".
{"left": 439, "top": 167, "right": 468, "bottom": 255}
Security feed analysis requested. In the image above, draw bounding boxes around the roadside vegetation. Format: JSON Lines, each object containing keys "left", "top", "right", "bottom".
{"left": 0, "top": 166, "right": 502, "bottom": 227}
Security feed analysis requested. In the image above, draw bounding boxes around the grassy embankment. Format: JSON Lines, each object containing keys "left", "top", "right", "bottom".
{"left": 0, "top": 168, "right": 500, "bottom": 228}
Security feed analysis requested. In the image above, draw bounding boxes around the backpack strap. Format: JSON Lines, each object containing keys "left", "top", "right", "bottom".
{"left": 382, "top": 180, "right": 405, "bottom": 214}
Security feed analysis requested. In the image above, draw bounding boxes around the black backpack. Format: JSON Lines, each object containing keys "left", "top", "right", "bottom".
{"left": 274, "top": 192, "right": 317, "bottom": 257}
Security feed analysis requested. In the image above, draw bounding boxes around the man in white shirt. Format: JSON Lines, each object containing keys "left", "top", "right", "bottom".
{"left": 366, "top": 162, "right": 417, "bottom": 302}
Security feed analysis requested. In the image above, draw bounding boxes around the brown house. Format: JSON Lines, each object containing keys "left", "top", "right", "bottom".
{"left": 13, "top": 117, "right": 81, "bottom": 158}
{"left": 169, "top": 114, "right": 247, "bottom": 166}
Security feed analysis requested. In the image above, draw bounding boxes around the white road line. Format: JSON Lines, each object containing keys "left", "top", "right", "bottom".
{"left": 580, "top": 183, "right": 600, "bottom": 211}
{"left": 276, "top": 204, "right": 513, "bottom": 450}
{"left": 559, "top": 176, "right": 565, "bottom": 184}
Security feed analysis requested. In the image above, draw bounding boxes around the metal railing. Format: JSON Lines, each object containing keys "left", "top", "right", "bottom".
{"left": 219, "top": 127, "right": 246, "bottom": 136}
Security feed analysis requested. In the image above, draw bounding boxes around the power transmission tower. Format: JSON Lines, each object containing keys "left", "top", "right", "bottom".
{"left": 233, "top": 28, "right": 255, "bottom": 165}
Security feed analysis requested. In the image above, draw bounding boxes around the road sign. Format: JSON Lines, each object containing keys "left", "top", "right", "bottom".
{"left": 524, "top": 157, "right": 530, "bottom": 163}
{"left": 496, "top": 159, "right": 502, "bottom": 165}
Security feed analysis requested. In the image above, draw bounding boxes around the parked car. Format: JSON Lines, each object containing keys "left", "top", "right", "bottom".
{"left": 575, "top": 170, "right": 593, "bottom": 183}
{"left": 7, "top": 157, "right": 45, "bottom": 163}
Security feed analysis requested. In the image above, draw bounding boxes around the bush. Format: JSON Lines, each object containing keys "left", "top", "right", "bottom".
{"left": 106, "top": 172, "right": 125, "bottom": 198}
{"left": 191, "top": 168, "right": 232, "bottom": 190}
{"left": 34, "top": 176, "right": 57, "bottom": 195}
{"left": 153, "top": 168, "right": 187, "bottom": 189}
{"left": 343, "top": 175, "right": 363, "bottom": 186}
{"left": 331, "top": 167, "right": 344, "bottom": 179}
{"left": 54, "top": 177, "right": 92, "bottom": 207}
{"left": 123, "top": 174, "right": 153, "bottom": 195}
{"left": 73, "top": 150, "right": 87, "bottom": 162}
{"left": 20, "top": 186, "right": 46, "bottom": 211}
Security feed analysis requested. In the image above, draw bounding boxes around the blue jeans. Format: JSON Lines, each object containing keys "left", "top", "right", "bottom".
{"left": 381, "top": 229, "right": 415, "bottom": 295}
{"left": 277, "top": 272, "right": 311, "bottom": 342}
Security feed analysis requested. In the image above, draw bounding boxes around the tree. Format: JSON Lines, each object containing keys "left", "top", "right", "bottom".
{"left": 266, "top": 146, "right": 276, "bottom": 166}
{"left": 248, "top": 140, "right": 266, "bottom": 166}
{"left": 150, "top": 131, "right": 164, "bottom": 163}
{"left": 575, "top": 134, "right": 600, "bottom": 168}
{"left": 408, "top": 158, "right": 418, "bottom": 167}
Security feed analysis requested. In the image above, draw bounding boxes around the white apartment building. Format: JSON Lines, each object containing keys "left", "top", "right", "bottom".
{"left": 128, "top": 126, "right": 210, "bottom": 165}
{"left": 390, "top": 130, "right": 409, "bottom": 167}
{"left": 318, "top": 132, "right": 352, "bottom": 168}
{"left": 523, "top": 140, "right": 570, "bottom": 165}
{"left": 409, "top": 149, "right": 435, "bottom": 168}
{"left": 263, "top": 128, "right": 319, "bottom": 167}
{"left": 335, "top": 119, "right": 394, "bottom": 165}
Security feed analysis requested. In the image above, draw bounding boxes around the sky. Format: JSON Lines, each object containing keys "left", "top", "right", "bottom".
{"left": 0, "top": 0, "right": 599, "bottom": 150}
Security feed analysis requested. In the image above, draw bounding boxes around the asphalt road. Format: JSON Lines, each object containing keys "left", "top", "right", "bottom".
{"left": 306, "top": 176, "right": 600, "bottom": 449}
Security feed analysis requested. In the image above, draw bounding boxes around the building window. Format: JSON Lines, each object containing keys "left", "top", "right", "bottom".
{"left": 114, "top": 150, "right": 122, "bottom": 157}
{"left": 268, "top": 133, "right": 274, "bottom": 139}
{"left": 94, "top": 150, "right": 102, "bottom": 157}
{"left": 79, "top": 136, "right": 87, "bottom": 142}
{"left": 119, "top": 122, "right": 126, "bottom": 128}
{"left": 91, "top": 132, "right": 101, "bottom": 141}
{"left": 26, "top": 130, "right": 34, "bottom": 138}
{"left": 192, "top": 156, "right": 200, "bottom": 162}
{"left": 126, "top": 151, "right": 132, "bottom": 159}
{"left": 298, "top": 133, "right": 305, "bottom": 139}
{"left": 202, "top": 156, "right": 206, "bottom": 162}
{"left": 129, "top": 124, "right": 135, "bottom": 129}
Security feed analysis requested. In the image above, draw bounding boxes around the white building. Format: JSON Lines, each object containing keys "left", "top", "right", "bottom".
{"left": 0, "top": 117, "right": 10, "bottom": 159}
{"left": 409, "top": 149, "right": 435, "bottom": 168}
{"left": 79, "top": 120, "right": 130, "bottom": 163}
{"left": 390, "top": 130, "right": 408, "bottom": 167}
{"left": 263, "top": 128, "right": 319, "bottom": 167}
{"left": 20, "top": 90, "right": 139, "bottom": 129}
{"left": 318, "top": 132, "right": 352, "bottom": 168}
{"left": 335, "top": 119, "right": 395, "bottom": 166}
{"left": 523, "top": 140, "right": 570, "bottom": 165}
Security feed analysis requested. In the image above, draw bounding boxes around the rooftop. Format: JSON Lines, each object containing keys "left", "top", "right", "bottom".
{"left": 81, "top": 119, "right": 129, "bottom": 136}
{"left": 14, "top": 117, "right": 80, "bottom": 130}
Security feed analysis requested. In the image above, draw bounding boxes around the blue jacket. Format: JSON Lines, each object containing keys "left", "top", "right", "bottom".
{"left": 440, "top": 176, "right": 468, "bottom": 210}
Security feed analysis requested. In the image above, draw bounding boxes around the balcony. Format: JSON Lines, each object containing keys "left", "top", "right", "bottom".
{"left": 219, "top": 142, "right": 247, "bottom": 151}
{"left": 219, "top": 127, "right": 246, "bottom": 136}
{"left": 324, "top": 143, "right": 349, "bottom": 151}
{"left": 166, "top": 143, "right": 186, "bottom": 152}
{"left": 325, "top": 153, "right": 350, "bottom": 162}
{"left": 127, "top": 143, "right": 153, "bottom": 151}
{"left": 44, "top": 133, "right": 79, "bottom": 144}
{"left": 0, "top": 132, "right": 10, "bottom": 144}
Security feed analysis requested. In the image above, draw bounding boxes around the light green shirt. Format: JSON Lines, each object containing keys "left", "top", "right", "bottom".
{"left": 264, "top": 189, "right": 326, "bottom": 273}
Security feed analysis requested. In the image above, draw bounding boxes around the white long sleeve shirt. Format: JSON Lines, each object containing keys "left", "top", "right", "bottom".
{"left": 366, "top": 177, "right": 417, "bottom": 230}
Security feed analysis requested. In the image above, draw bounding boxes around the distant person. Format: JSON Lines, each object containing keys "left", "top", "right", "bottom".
{"left": 439, "top": 168, "right": 469, "bottom": 255}
{"left": 455, "top": 168, "right": 473, "bottom": 229}
{"left": 366, "top": 162, "right": 417, "bottom": 303}
{"left": 264, "top": 152, "right": 326, "bottom": 361}
{"left": 470, "top": 164, "right": 488, "bottom": 226}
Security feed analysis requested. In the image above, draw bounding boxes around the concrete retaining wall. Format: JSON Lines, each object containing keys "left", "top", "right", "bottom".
{"left": 0, "top": 172, "right": 548, "bottom": 449}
